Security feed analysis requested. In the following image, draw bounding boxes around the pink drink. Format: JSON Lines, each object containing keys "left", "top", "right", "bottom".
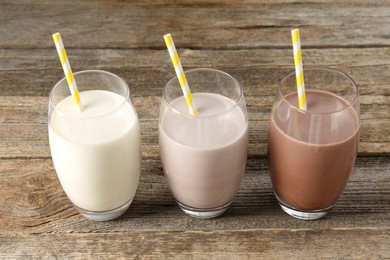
{"left": 159, "top": 93, "right": 248, "bottom": 210}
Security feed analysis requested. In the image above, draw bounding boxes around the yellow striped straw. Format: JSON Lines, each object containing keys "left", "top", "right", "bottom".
{"left": 291, "top": 29, "right": 307, "bottom": 111}
{"left": 52, "top": 32, "right": 84, "bottom": 112}
{"left": 163, "top": 34, "right": 198, "bottom": 116}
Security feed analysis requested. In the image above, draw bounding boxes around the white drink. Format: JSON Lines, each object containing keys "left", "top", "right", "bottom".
{"left": 49, "top": 90, "right": 141, "bottom": 213}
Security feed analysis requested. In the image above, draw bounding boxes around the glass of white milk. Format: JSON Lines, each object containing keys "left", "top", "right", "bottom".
{"left": 159, "top": 68, "right": 249, "bottom": 218}
{"left": 48, "top": 70, "right": 141, "bottom": 221}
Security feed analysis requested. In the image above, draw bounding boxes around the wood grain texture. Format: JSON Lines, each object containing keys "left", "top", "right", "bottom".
{"left": 1, "top": 229, "right": 389, "bottom": 259}
{"left": 1, "top": 157, "right": 389, "bottom": 234}
{"left": 0, "top": 1, "right": 390, "bottom": 49}
{"left": 0, "top": 0, "right": 389, "bottom": 258}
{"left": 0, "top": 94, "right": 389, "bottom": 159}
{"left": 0, "top": 48, "right": 389, "bottom": 157}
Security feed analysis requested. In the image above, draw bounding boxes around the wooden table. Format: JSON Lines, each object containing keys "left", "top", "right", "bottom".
{"left": 1, "top": 0, "right": 389, "bottom": 258}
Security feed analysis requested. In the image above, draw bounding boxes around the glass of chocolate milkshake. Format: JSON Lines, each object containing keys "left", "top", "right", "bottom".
{"left": 159, "top": 68, "right": 249, "bottom": 218}
{"left": 268, "top": 67, "right": 360, "bottom": 220}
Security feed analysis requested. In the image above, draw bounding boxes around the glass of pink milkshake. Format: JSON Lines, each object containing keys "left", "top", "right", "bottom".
{"left": 268, "top": 67, "right": 360, "bottom": 220}
{"left": 159, "top": 68, "right": 249, "bottom": 218}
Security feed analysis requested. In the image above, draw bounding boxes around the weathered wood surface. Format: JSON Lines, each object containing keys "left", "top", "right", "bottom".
{"left": 1, "top": 48, "right": 389, "bottom": 158}
{"left": 1, "top": 0, "right": 390, "bottom": 49}
{"left": 1, "top": 157, "right": 389, "bottom": 258}
{"left": 0, "top": 0, "right": 389, "bottom": 259}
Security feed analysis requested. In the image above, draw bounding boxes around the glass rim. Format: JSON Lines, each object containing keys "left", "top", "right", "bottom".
{"left": 49, "top": 70, "right": 130, "bottom": 119}
{"left": 280, "top": 67, "right": 359, "bottom": 115}
{"left": 162, "top": 68, "right": 245, "bottom": 120}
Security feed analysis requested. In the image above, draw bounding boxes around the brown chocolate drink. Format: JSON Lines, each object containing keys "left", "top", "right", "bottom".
{"left": 268, "top": 90, "right": 359, "bottom": 210}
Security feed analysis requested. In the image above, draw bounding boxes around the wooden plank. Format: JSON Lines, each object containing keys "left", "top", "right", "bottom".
{"left": 1, "top": 228, "right": 389, "bottom": 259}
{"left": 0, "top": 49, "right": 389, "bottom": 157}
{"left": 1, "top": 101, "right": 389, "bottom": 159}
{"left": 1, "top": 157, "right": 389, "bottom": 235}
{"left": 1, "top": 48, "right": 389, "bottom": 97}
{"left": 0, "top": 2, "right": 389, "bottom": 49}
{"left": 1, "top": 0, "right": 384, "bottom": 4}
{"left": 1, "top": 87, "right": 389, "bottom": 159}
{"left": 2, "top": 48, "right": 390, "bottom": 71}
{"left": 0, "top": 99, "right": 389, "bottom": 158}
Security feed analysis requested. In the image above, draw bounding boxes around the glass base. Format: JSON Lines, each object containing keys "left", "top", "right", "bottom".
{"left": 74, "top": 198, "right": 133, "bottom": 221}
{"left": 176, "top": 201, "right": 231, "bottom": 219}
{"left": 276, "top": 197, "right": 333, "bottom": 220}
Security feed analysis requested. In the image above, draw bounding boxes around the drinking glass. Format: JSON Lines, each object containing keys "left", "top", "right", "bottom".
{"left": 268, "top": 67, "right": 360, "bottom": 220}
{"left": 49, "top": 70, "right": 141, "bottom": 221}
{"left": 159, "top": 68, "right": 249, "bottom": 218}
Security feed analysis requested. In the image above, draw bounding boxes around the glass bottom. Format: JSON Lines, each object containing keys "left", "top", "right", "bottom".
{"left": 176, "top": 200, "right": 232, "bottom": 219}
{"left": 276, "top": 196, "right": 333, "bottom": 220}
{"left": 74, "top": 198, "right": 134, "bottom": 221}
